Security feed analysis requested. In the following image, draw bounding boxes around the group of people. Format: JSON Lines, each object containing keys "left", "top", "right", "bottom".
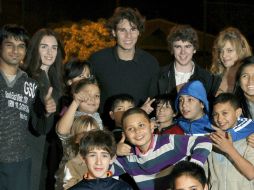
{"left": 1, "top": 5, "right": 254, "bottom": 190}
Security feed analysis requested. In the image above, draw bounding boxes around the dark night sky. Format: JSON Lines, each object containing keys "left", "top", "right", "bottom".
{"left": 2, "top": 0, "right": 252, "bottom": 48}
{"left": 35, "top": 0, "right": 254, "bottom": 43}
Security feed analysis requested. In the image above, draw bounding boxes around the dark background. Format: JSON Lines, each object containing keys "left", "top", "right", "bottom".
{"left": 1, "top": 0, "right": 254, "bottom": 63}
{"left": 1, "top": 0, "right": 254, "bottom": 38}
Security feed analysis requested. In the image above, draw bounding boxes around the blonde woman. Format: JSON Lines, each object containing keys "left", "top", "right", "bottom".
{"left": 211, "top": 27, "right": 252, "bottom": 96}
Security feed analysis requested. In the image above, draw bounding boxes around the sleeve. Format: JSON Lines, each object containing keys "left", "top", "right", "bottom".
{"left": 110, "top": 159, "right": 127, "bottom": 176}
{"left": 29, "top": 83, "right": 55, "bottom": 135}
{"left": 63, "top": 164, "right": 80, "bottom": 190}
{"left": 29, "top": 89, "right": 55, "bottom": 135}
{"left": 186, "top": 135, "right": 212, "bottom": 166}
{"left": 228, "top": 118, "right": 254, "bottom": 142}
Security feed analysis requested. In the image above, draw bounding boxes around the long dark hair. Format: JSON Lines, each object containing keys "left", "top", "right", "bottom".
{"left": 22, "top": 28, "right": 65, "bottom": 96}
{"left": 234, "top": 55, "right": 254, "bottom": 119}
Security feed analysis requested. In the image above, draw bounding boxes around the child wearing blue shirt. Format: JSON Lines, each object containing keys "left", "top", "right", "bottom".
{"left": 175, "top": 80, "right": 254, "bottom": 141}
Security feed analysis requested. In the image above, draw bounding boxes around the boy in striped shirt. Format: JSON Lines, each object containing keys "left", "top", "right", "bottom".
{"left": 111, "top": 107, "right": 212, "bottom": 190}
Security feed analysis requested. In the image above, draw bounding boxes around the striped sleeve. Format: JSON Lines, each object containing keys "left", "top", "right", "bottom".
{"left": 228, "top": 117, "right": 254, "bottom": 142}
{"left": 185, "top": 135, "right": 212, "bottom": 166}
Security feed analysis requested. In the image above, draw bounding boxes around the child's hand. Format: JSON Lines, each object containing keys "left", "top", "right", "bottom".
{"left": 141, "top": 97, "right": 155, "bottom": 114}
{"left": 44, "top": 87, "right": 56, "bottom": 115}
{"left": 210, "top": 131, "right": 233, "bottom": 153}
{"left": 73, "top": 91, "right": 89, "bottom": 105}
{"left": 116, "top": 133, "right": 131, "bottom": 156}
{"left": 247, "top": 133, "right": 254, "bottom": 148}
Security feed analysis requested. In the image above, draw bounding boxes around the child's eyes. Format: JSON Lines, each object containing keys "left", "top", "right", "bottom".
{"left": 127, "top": 127, "right": 134, "bottom": 132}
{"left": 222, "top": 112, "right": 228, "bottom": 116}
{"left": 87, "top": 154, "right": 96, "bottom": 157}
{"left": 138, "top": 123, "right": 145, "bottom": 128}
{"left": 102, "top": 153, "right": 110, "bottom": 158}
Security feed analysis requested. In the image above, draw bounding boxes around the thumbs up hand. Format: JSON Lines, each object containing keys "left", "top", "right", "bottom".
{"left": 116, "top": 133, "right": 132, "bottom": 156}
{"left": 44, "top": 87, "right": 56, "bottom": 115}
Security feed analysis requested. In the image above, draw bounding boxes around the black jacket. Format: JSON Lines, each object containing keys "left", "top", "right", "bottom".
{"left": 157, "top": 62, "right": 221, "bottom": 101}
{"left": 69, "top": 177, "right": 133, "bottom": 190}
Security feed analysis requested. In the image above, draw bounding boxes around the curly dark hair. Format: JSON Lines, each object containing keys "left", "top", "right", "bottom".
{"left": 167, "top": 24, "right": 199, "bottom": 54}
{"left": 106, "top": 7, "right": 146, "bottom": 35}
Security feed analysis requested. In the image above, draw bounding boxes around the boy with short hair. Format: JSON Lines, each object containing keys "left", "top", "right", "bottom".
{"left": 153, "top": 93, "right": 183, "bottom": 134}
{"left": 109, "top": 94, "right": 135, "bottom": 143}
{"left": 175, "top": 80, "right": 254, "bottom": 141}
{"left": 112, "top": 107, "right": 212, "bottom": 190}
{"left": 158, "top": 24, "right": 221, "bottom": 100}
{"left": 205, "top": 92, "right": 254, "bottom": 190}
{"left": 169, "top": 161, "right": 208, "bottom": 190}
{"left": 69, "top": 129, "right": 133, "bottom": 190}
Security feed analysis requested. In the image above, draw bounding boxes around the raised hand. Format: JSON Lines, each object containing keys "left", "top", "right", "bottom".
{"left": 116, "top": 133, "right": 132, "bottom": 156}
{"left": 44, "top": 87, "right": 56, "bottom": 115}
{"left": 141, "top": 97, "right": 155, "bottom": 114}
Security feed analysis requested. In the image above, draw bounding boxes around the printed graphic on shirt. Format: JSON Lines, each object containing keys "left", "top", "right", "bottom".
{"left": 5, "top": 81, "right": 37, "bottom": 120}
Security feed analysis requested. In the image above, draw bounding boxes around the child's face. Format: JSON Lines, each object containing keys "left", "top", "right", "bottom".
{"left": 179, "top": 95, "right": 204, "bottom": 121}
{"left": 78, "top": 84, "right": 100, "bottom": 114}
{"left": 84, "top": 148, "right": 113, "bottom": 179}
{"left": 213, "top": 102, "right": 241, "bottom": 131}
{"left": 69, "top": 66, "right": 91, "bottom": 85}
{"left": 174, "top": 175, "right": 208, "bottom": 190}
{"left": 109, "top": 101, "right": 135, "bottom": 127}
{"left": 156, "top": 102, "right": 175, "bottom": 124}
{"left": 123, "top": 113, "right": 154, "bottom": 153}
{"left": 239, "top": 64, "right": 254, "bottom": 99}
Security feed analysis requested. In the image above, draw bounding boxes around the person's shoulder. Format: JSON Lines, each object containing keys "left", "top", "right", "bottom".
{"left": 68, "top": 179, "right": 86, "bottom": 189}
{"left": 20, "top": 70, "right": 38, "bottom": 85}
{"left": 160, "top": 62, "right": 174, "bottom": 73}
{"left": 90, "top": 47, "right": 114, "bottom": 58}
{"left": 137, "top": 48, "right": 157, "bottom": 60}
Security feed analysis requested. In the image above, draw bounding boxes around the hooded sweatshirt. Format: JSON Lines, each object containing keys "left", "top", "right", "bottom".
{"left": 175, "top": 80, "right": 254, "bottom": 141}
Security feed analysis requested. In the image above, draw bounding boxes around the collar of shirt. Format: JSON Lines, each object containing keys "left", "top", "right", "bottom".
{"left": 113, "top": 46, "right": 140, "bottom": 64}
{"left": 135, "top": 134, "right": 155, "bottom": 156}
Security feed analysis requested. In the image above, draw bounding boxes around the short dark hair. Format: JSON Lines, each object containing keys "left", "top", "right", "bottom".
{"left": 106, "top": 7, "right": 145, "bottom": 34}
{"left": 79, "top": 130, "right": 116, "bottom": 158}
{"left": 169, "top": 161, "right": 207, "bottom": 189}
{"left": 0, "top": 24, "right": 29, "bottom": 47}
{"left": 213, "top": 92, "right": 240, "bottom": 110}
{"left": 64, "top": 57, "right": 91, "bottom": 82}
{"left": 121, "top": 107, "right": 150, "bottom": 127}
{"left": 72, "top": 76, "right": 99, "bottom": 94}
{"left": 167, "top": 24, "right": 199, "bottom": 53}
{"left": 110, "top": 93, "right": 135, "bottom": 111}
{"left": 155, "top": 93, "right": 176, "bottom": 113}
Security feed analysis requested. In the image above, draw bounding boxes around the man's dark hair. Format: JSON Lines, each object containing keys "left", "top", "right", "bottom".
{"left": 167, "top": 24, "right": 199, "bottom": 53}
{"left": 0, "top": 24, "right": 29, "bottom": 47}
{"left": 106, "top": 7, "right": 146, "bottom": 34}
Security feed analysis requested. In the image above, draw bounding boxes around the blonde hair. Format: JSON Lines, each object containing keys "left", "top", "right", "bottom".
{"left": 210, "top": 27, "right": 252, "bottom": 75}
{"left": 71, "top": 115, "right": 100, "bottom": 145}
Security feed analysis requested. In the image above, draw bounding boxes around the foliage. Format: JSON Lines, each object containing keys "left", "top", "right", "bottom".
{"left": 53, "top": 19, "right": 116, "bottom": 62}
